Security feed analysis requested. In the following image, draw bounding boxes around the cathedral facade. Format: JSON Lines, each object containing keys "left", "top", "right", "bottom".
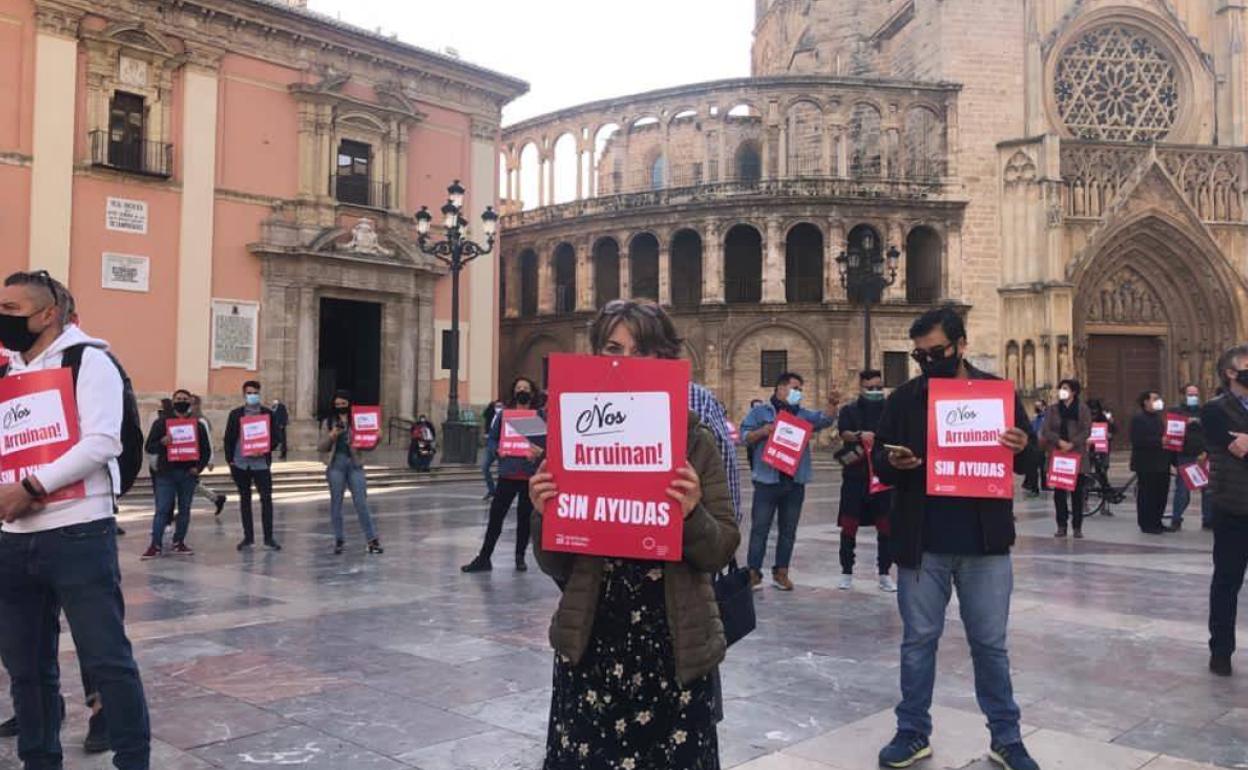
{"left": 499, "top": 0, "right": 1248, "bottom": 426}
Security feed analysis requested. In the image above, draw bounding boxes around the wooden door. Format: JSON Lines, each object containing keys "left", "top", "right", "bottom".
{"left": 1085, "top": 335, "right": 1163, "bottom": 447}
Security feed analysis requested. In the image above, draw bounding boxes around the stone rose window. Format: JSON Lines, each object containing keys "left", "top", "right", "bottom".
{"left": 1054, "top": 24, "right": 1180, "bottom": 143}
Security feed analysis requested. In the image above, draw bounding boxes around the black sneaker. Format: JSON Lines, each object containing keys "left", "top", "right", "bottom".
{"left": 114, "top": 524, "right": 126, "bottom": 536}
{"left": 989, "top": 742, "right": 1040, "bottom": 770}
{"left": 461, "top": 555, "right": 492, "bottom": 573}
{"left": 1211, "top": 655, "right": 1233, "bottom": 677}
{"left": 367, "top": 539, "right": 384, "bottom": 555}
{"left": 0, "top": 714, "right": 16, "bottom": 738}
{"left": 83, "top": 710, "right": 109, "bottom": 753}
{"left": 213, "top": 495, "right": 226, "bottom": 517}
{"left": 236, "top": 539, "right": 254, "bottom": 551}
{"left": 334, "top": 540, "right": 345, "bottom": 555}
{"left": 264, "top": 540, "right": 282, "bottom": 551}
{"left": 879, "top": 730, "right": 932, "bottom": 768}
{"left": 515, "top": 557, "right": 528, "bottom": 572}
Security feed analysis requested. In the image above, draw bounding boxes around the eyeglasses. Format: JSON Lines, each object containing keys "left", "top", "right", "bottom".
{"left": 910, "top": 343, "right": 955, "bottom": 364}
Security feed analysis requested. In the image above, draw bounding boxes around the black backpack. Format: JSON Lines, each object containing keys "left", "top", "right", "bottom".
{"left": 0, "top": 344, "right": 144, "bottom": 496}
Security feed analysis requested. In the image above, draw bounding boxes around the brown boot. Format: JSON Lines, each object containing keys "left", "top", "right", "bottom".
{"left": 749, "top": 569, "right": 763, "bottom": 590}
{"left": 772, "top": 568, "right": 794, "bottom": 591}
{"left": 1055, "top": 526, "right": 1068, "bottom": 538}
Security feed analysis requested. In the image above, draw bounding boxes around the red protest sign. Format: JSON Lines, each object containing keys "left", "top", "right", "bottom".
{"left": 1046, "top": 451, "right": 1081, "bottom": 492}
{"left": 762, "top": 410, "right": 812, "bottom": 476}
{"left": 241, "top": 414, "right": 271, "bottom": 457}
{"left": 863, "top": 435, "right": 892, "bottom": 495}
{"left": 1090, "top": 422, "right": 1110, "bottom": 454}
{"left": 350, "top": 406, "right": 381, "bottom": 450}
{"left": 1179, "top": 461, "right": 1210, "bottom": 491}
{"left": 926, "top": 378, "right": 1015, "bottom": 499}
{"left": 165, "top": 418, "right": 200, "bottom": 463}
{"left": 1162, "top": 413, "right": 1188, "bottom": 452}
{"left": 498, "top": 409, "right": 537, "bottom": 458}
{"left": 0, "top": 368, "right": 84, "bottom": 502}
{"left": 543, "top": 353, "right": 689, "bottom": 562}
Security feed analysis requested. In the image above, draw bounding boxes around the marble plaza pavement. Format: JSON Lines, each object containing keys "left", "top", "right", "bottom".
{"left": 0, "top": 468, "right": 1245, "bottom": 770}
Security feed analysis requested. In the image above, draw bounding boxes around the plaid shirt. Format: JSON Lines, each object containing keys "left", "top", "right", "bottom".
{"left": 689, "top": 382, "right": 742, "bottom": 522}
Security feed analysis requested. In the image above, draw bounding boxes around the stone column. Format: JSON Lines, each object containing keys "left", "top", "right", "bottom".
{"left": 836, "top": 127, "right": 849, "bottom": 179}
{"left": 717, "top": 116, "right": 728, "bottom": 181}
{"left": 538, "top": 155, "right": 547, "bottom": 206}
{"left": 416, "top": 286, "right": 436, "bottom": 419}
{"left": 702, "top": 220, "right": 724, "bottom": 304}
{"left": 661, "top": 126, "right": 673, "bottom": 188}
{"left": 887, "top": 220, "right": 906, "bottom": 301}
{"left": 575, "top": 146, "right": 585, "bottom": 200}
{"left": 577, "top": 237, "right": 595, "bottom": 312}
{"left": 28, "top": 13, "right": 79, "bottom": 280}
{"left": 825, "top": 220, "right": 845, "bottom": 302}
{"left": 295, "top": 286, "right": 318, "bottom": 420}
{"left": 762, "top": 217, "right": 785, "bottom": 304}
{"left": 619, "top": 235, "right": 632, "bottom": 298}
{"left": 658, "top": 235, "right": 672, "bottom": 307}
{"left": 537, "top": 247, "right": 555, "bottom": 314}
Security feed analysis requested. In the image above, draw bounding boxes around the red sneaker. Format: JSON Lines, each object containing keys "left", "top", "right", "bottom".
{"left": 170, "top": 542, "right": 194, "bottom": 556}
{"left": 140, "top": 545, "right": 161, "bottom": 560}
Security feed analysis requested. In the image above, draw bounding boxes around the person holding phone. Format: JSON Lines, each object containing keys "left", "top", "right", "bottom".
{"left": 528, "top": 299, "right": 738, "bottom": 770}
{"left": 318, "top": 391, "right": 383, "bottom": 555}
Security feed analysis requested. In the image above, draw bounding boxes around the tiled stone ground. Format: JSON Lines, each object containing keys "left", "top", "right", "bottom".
{"left": 0, "top": 468, "right": 1243, "bottom": 769}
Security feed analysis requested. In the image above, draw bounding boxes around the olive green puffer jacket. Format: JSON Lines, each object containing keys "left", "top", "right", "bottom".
{"left": 531, "top": 412, "right": 740, "bottom": 685}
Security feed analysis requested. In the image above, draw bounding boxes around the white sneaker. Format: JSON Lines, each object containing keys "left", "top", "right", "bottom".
{"left": 837, "top": 574, "right": 853, "bottom": 591}
{"left": 879, "top": 575, "right": 898, "bottom": 593}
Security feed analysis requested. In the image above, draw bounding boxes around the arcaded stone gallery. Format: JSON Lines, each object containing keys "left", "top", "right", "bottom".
{"left": 497, "top": 0, "right": 1248, "bottom": 432}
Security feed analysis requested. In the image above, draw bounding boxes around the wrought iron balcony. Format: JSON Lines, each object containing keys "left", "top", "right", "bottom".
{"left": 330, "top": 174, "right": 391, "bottom": 209}
{"left": 89, "top": 130, "right": 173, "bottom": 178}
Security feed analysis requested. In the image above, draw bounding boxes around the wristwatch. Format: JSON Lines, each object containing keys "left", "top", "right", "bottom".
{"left": 21, "top": 477, "right": 45, "bottom": 500}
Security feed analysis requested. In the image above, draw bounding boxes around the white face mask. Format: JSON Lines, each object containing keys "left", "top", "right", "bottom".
{"left": 1152, "top": 399, "right": 1165, "bottom": 412}
{"left": 1105, "top": 411, "right": 1113, "bottom": 421}
{"left": 1058, "top": 389, "right": 1071, "bottom": 402}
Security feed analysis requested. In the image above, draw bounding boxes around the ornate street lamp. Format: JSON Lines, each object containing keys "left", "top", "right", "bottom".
{"left": 837, "top": 238, "right": 900, "bottom": 370}
{"left": 416, "top": 179, "right": 498, "bottom": 464}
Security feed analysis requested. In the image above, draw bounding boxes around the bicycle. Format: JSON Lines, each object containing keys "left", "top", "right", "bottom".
{"left": 1083, "top": 453, "right": 1137, "bottom": 518}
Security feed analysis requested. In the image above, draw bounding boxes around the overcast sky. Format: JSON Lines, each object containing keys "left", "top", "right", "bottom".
{"left": 307, "top": 0, "right": 755, "bottom": 125}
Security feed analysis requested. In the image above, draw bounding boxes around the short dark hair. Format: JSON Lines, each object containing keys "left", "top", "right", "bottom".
{"left": 1058, "top": 379, "right": 1081, "bottom": 396}
{"left": 775, "top": 371, "right": 803, "bottom": 388}
{"left": 1138, "top": 390, "right": 1159, "bottom": 409}
{"left": 1217, "top": 344, "right": 1248, "bottom": 387}
{"left": 242, "top": 380, "right": 261, "bottom": 392}
{"left": 333, "top": 389, "right": 352, "bottom": 403}
{"left": 508, "top": 376, "right": 540, "bottom": 406}
{"left": 859, "top": 369, "right": 882, "bottom": 381}
{"left": 909, "top": 305, "right": 966, "bottom": 343}
{"left": 5, "top": 270, "right": 70, "bottom": 322}
{"left": 589, "top": 300, "right": 683, "bottom": 359}
{"left": 1183, "top": 382, "right": 1200, "bottom": 392}
{"left": 172, "top": 389, "right": 193, "bottom": 400}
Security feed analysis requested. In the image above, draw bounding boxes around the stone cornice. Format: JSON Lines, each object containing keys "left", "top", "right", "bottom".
{"left": 33, "top": 1, "right": 83, "bottom": 37}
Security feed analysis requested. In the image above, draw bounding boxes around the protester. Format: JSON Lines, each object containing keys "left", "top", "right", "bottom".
{"left": 872, "top": 306, "right": 1040, "bottom": 770}
{"left": 1023, "top": 400, "right": 1047, "bottom": 497}
{"left": 528, "top": 299, "right": 738, "bottom": 770}
{"left": 271, "top": 398, "right": 289, "bottom": 461}
{"left": 1131, "top": 390, "right": 1172, "bottom": 535}
{"left": 1203, "top": 344, "right": 1248, "bottom": 677}
{"left": 744, "top": 399, "right": 764, "bottom": 473}
{"left": 481, "top": 397, "right": 504, "bottom": 500}
{"left": 319, "top": 390, "right": 383, "bottom": 555}
{"left": 141, "top": 389, "right": 211, "bottom": 559}
{"left": 836, "top": 369, "right": 895, "bottom": 592}
{"left": 1170, "top": 383, "right": 1210, "bottom": 532}
{"left": 462, "top": 378, "right": 542, "bottom": 573}
{"left": 189, "top": 395, "right": 227, "bottom": 517}
{"left": 741, "top": 373, "right": 840, "bottom": 590}
{"left": 224, "top": 381, "right": 281, "bottom": 551}
{"left": 408, "top": 414, "right": 437, "bottom": 472}
{"left": 0, "top": 270, "right": 151, "bottom": 769}
{"left": 1040, "top": 379, "right": 1091, "bottom": 538}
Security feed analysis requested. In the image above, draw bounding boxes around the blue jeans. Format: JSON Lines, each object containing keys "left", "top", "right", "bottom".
{"left": 328, "top": 456, "right": 377, "bottom": 542}
{"left": 151, "top": 468, "right": 197, "bottom": 548}
{"left": 0, "top": 519, "right": 150, "bottom": 769}
{"left": 747, "top": 479, "right": 806, "bottom": 571}
{"left": 896, "top": 553, "right": 1022, "bottom": 747}
{"left": 482, "top": 443, "right": 498, "bottom": 495}
{"left": 1172, "top": 461, "right": 1212, "bottom": 526}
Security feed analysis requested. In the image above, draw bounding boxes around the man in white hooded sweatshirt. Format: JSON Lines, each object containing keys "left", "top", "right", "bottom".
{"left": 0, "top": 271, "right": 150, "bottom": 770}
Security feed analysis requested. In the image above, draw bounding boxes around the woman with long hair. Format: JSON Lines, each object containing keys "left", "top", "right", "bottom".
{"left": 1039, "top": 379, "right": 1092, "bottom": 537}
{"left": 318, "top": 390, "right": 384, "bottom": 555}
{"left": 528, "top": 300, "right": 738, "bottom": 770}
{"left": 462, "top": 376, "right": 543, "bottom": 573}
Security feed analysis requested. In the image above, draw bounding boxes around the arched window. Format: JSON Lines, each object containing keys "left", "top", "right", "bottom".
{"left": 724, "top": 225, "right": 763, "bottom": 304}
{"left": 650, "top": 155, "right": 666, "bottom": 190}
{"left": 785, "top": 223, "right": 824, "bottom": 303}
{"left": 629, "top": 233, "right": 660, "bottom": 300}
{"left": 849, "top": 103, "right": 882, "bottom": 177}
{"left": 552, "top": 133, "right": 578, "bottom": 204}
{"left": 905, "top": 226, "right": 942, "bottom": 303}
{"left": 903, "top": 107, "right": 944, "bottom": 179}
{"left": 787, "top": 101, "right": 823, "bottom": 177}
{"left": 593, "top": 238, "right": 620, "bottom": 309}
{"left": 735, "top": 141, "right": 762, "bottom": 183}
{"left": 519, "top": 249, "right": 539, "bottom": 317}
{"left": 553, "top": 243, "right": 576, "bottom": 314}
{"left": 670, "top": 229, "right": 703, "bottom": 308}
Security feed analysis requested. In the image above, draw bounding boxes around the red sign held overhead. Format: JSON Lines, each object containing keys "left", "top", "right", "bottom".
{"left": 1162, "top": 413, "right": 1188, "bottom": 452}
{"left": 1046, "top": 451, "right": 1081, "bottom": 492}
{"left": 1089, "top": 422, "right": 1110, "bottom": 454}
{"left": 0, "top": 368, "right": 84, "bottom": 502}
{"left": 762, "top": 410, "right": 812, "bottom": 477}
{"left": 241, "top": 414, "right": 271, "bottom": 457}
{"left": 543, "top": 353, "right": 689, "bottom": 562}
{"left": 1179, "top": 461, "right": 1210, "bottom": 491}
{"left": 350, "top": 406, "right": 381, "bottom": 450}
{"left": 165, "top": 418, "right": 200, "bottom": 463}
{"left": 498, "top": 409, "right": 538, "bottom": 458}
{"left": 926, "top": 378, "right": 1016, "bottom": 500}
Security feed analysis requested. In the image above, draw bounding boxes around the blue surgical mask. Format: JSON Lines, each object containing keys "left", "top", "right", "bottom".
{"left": 1186, "top": 395, "right": 1199, "bottom": 408}
{"left": 245, "top": 393, "right": 261, "bottom": 407}
{"left": 786, "top": 389, "right": 803, "bottom": 407}
{"left": 864, "top": 389, "right": 885, "bottom": 401}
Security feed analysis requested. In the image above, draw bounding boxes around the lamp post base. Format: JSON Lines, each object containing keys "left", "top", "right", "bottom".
{"left": 441, "top": 419, "right": 480, "bottom": 465}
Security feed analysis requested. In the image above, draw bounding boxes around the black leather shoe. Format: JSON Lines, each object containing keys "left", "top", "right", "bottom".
{"left": 0, "top": 714, "right": 17, "bottom": 738}
{"left": 264, "top": 540, "right": 282, "bottom": 551}
{"left": 236, "top": 539, "right": 255, "bottom": 551}
{"left": 83, "top": 710, "right": 109, "bottom": 753}
{"left": 1211, "top": 655, "right": 1233, "bottom": 677}
{"left": 461, "top": 555, "right": 492, "bottom": 573}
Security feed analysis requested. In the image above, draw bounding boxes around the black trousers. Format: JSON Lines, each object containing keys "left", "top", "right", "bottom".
{"left": 230, "top": 466, "right": 275, "bottom": 543}
{"left": 1211, "top": 513, "right": 1248, "bottom": 658}
{"left": 1022, "top": 454, "right": 1042, "bottom": 492}
{"left": 839, "top": 530, "right": 892, "bottom": 576}
{"left": 1055, "top": 475, "right": 1088, "bottom": 530}
{"left": 1136, "top": 472, "right": 1170, "bottom": 532}
{"left": 479, "top": 478, "right": 533, "bottom": 561}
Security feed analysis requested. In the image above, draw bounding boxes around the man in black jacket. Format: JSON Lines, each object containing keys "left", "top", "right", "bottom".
{"left": 1202, "top": 344, "right": 1248, "bottom": 677}
{"left": 224, "top": 381, "right": 280, "bottom": 551}
{"left": 1130, "top": 390, "right": 1172, "bottom": 535}
{"left": 871, "top": 307, "right": 1040, "bottom": 770}
{"left": 836, "top": 369, "right": 895, "bottom": 592}
{"left": 141, "top": 389, "right": 212, "bottom": 559}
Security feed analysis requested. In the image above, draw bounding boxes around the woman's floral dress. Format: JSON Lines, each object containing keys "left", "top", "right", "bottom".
{"left": 544, "top": 559, "right": 719, "bottom": 770}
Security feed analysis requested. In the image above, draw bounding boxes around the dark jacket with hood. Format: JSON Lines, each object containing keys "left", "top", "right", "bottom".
{"left": 870, "top": 364, "right": 1038, "bottom": 569}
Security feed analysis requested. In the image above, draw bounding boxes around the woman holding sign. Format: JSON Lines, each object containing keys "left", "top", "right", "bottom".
{"left": 141, "top": 389, "right": 212, "bottom": 559}
{"left": 1039, "top": 379, "right": 1092, "bottom": 538}
{"left": 528, "top": 300, "right": 738, "bottom": 770}
{"left": 462, "top": 377, "right": 542, "bottom": 573}
{"left": 318, "top": 391, "right": 384, "bottom": 555}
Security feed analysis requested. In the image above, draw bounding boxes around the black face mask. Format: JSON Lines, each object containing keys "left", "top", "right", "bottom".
{"left": 334, "top": 406, "right": 350, "bottom": 415}
{"left": 920, "top": 349, "right": 961, "bottom": 379}
{"left": 173, "top": 402, "right": 191, "bottom": 415}
{"left": 0, "top": 312, "right": 42, "bottom": 354}
{"left": 514, "top": 391, "right": 532, "bottom": 406}
{"left": 1236, "top": 370, "right": 1248, "bottom": 388}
